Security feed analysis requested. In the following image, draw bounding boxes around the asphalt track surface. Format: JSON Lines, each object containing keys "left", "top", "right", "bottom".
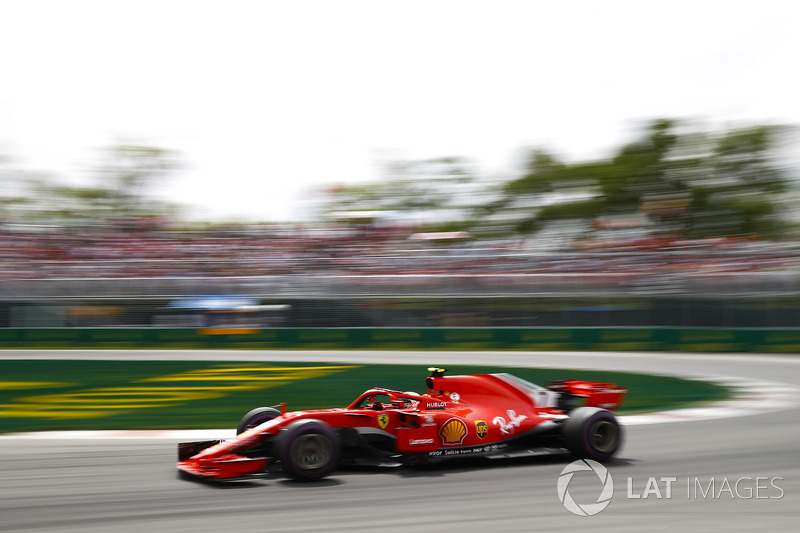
{"left": 1, "top": 349, "right": 799, "bottom": 532}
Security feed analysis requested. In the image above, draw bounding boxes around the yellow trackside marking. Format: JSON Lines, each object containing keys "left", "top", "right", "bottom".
{"left": 198, "top": 328, "right": 260, "bottom": 335}
{"left": 0, "top": 365, "right": 359, "bottom": 419}
{"left": 0, "top": 407, "right": 118, "bottom": 419}
{"left": 19, "top": 386, "right": 258, "bottom": 405}
{"left": 138, "top": 365, "right": 359, "bottom": 381}
{"left": 0, "top": 382, "right": 76, "bottom": 390}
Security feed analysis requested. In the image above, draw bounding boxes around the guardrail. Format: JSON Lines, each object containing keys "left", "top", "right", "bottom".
{"left": 1, "top": 327, "right": 799, "bottom": 353}
{"left": 3, "top": 272, "right": 800, "bottom": 300}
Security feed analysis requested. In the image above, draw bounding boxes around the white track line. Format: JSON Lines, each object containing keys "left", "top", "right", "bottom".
{"left": 0, "top": 429, "right": 236, "bottom": 440}
{"left": 622, "top": 375, "right": 800, "bottom": 425}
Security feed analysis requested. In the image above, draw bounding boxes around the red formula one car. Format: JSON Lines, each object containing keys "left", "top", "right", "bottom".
{"left": 177, "top": 368, "right": 627, "bottom": 481}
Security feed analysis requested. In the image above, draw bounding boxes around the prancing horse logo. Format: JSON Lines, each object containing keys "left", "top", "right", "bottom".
{"left": 377, "top": 414, "right": 389, "bottom": 429}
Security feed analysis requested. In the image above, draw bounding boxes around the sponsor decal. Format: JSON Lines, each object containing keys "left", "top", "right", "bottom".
{"left": 409, "top": 438, "right": 435, "bottom": 446}
{"left": 377, "top": 414, "right": 389, "bottom": 429}
{"left": 439, "top": 417, "right": 468, "bottom": 445}
{"left": 426, "top": 401, "right": 447, "bottom": 410}
{"left": 474, "top": 420, "right": 488, "bottom": 439}
{"left": 449, "top": 392, "right": 460, "bottom": 402}
{"left": 492, "top": 409, "right": 528, "bottom": 435}
{"left": 427, "top": 443, "right": 508, "bottom": 457}
{"left": 422, "top": 415, "right": 436, "bottom": 427}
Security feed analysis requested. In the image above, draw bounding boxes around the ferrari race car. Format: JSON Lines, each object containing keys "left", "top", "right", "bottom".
{"left": 177, "top": 368, "right": 627, "bottom": 481}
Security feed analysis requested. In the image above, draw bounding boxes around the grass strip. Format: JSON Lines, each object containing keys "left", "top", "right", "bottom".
{"left": 0, "top": 360, "right": 730, "bottom": 434}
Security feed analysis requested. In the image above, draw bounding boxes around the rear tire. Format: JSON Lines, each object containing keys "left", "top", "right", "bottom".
{"left": 563, "top": 407, "right": 622, "bottom": 461}
{"left": 236, "top": 407, "right": 281, "bottom": 435}
{"left": 278, "top": 419, "right": 339, "bottom": 481}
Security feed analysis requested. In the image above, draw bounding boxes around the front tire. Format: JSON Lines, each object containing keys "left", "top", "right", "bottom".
{"left": 236, "top": 407, "right": 281, "bottom": 435}
{"left": 278, "top": 419, "right": 340, "bottom": 481}
{"left": 563, "top": 407, "right": 622, "bottom": 461}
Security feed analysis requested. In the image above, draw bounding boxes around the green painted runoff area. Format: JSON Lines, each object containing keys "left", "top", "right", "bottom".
{"left": 0, "top": 360, "right": 729, "bottom": 434}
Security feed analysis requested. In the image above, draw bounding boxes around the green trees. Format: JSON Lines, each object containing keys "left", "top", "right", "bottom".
{"left": 92, "top": 143, "right": 181, "bottom": 218}
{"left": 1, "top": 141, "right": 181, "bottom": 226}
{"left": 499, "top": 119, "right": 793, "bottom": 241}
{"left": 3, "top": 120, "right": 794, "bottom": 241}
{"left": 322, "top": 156, "right": 494, "bottom": 230}
{"left": 315, "top": 119, "right": 794, "bottom": 243}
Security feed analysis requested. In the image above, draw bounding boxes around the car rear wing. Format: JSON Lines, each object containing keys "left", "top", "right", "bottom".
{"left": 546, "top": 379, "right": 627, "bottom": 412}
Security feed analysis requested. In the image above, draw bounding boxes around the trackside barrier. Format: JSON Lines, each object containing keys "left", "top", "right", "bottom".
{"left": 0, "top": 328, "right": 800, "bottom": 353}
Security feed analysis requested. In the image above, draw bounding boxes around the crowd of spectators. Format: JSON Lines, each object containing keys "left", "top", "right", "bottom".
{"left": 1, "top": 222, "right": 799, "bottom": 281}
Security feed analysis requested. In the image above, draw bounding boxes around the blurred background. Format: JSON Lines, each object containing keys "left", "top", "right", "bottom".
{"left": 2, "top": 1, "right": 799, "bottom": 331}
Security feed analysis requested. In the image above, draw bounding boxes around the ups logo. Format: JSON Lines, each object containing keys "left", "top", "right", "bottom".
{"left": 475, "top": 420, "right": 488, "bottom": 439}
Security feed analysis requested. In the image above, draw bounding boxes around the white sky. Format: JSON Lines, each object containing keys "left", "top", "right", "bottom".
{"left": 1, "top": 0, "right": 798, "bottom": 222}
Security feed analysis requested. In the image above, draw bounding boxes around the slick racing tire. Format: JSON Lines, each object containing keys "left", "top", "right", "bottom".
{"left": 236, "top": 407, "right": 281, "bottom": 435}
{"left": 278, "top": 419, "right": 340, "bottom": 481}
{"left": 563, "top": 407, "right": 622, "bottom": 461}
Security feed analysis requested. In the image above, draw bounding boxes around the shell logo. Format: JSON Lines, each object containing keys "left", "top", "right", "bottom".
{"left": 439, "top": 418, "right": 468, "bottom": 445}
